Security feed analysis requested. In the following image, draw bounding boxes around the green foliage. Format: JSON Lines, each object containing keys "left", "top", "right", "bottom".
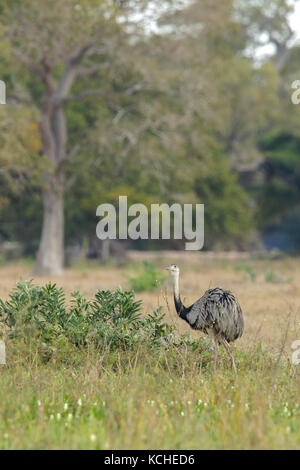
{"left": 235, "top": 263, "right": 257, "bottom": 282}
{"left": 2, "top": 0, "right": 300, "bottom": 255}
{"left": 0, "top": 280, "right": 174, "bottom": 356}
{"left": 194, "top": 154, "right": 254, "bottom": 249}
{"left": 142, "top": 306, "right": 171, "bottom": 346}
{"left": 253, "top": 128, "right": 300, "bottom": 250}
{"left": 258, "top": 133, "right": 300, "bottom": 223}
{"left": 128, "top": 261, "right": 167, "bottom": 292}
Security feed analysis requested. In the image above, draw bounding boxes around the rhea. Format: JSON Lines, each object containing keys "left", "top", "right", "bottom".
{"left": 166, "top": 264, "right": 244, "bottom": 372}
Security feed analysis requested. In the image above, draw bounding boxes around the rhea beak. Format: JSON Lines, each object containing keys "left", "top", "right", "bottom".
{"left": 165, "top": 266, "right": 171, "bottom": 271}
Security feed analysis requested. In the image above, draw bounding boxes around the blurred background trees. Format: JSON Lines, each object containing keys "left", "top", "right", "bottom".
{"left": 0, "top": 0, "right": 300, "bottom": 271}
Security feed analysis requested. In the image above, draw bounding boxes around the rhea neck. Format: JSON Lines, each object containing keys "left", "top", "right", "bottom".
{"left": 171, "top": 271, "right": 187, "bottom": 319}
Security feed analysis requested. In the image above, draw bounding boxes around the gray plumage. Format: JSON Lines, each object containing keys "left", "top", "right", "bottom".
{"left": 166, "top": 264, "right": 244, "bottom": 372}
{"left": 177, "top": 287, "right": 244, "bottom": 343}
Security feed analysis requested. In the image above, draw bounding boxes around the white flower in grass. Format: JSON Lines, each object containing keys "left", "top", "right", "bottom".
{"left": 56, "top": 413, "right": 61, "bottom": 421}
{"left": 77, "top": 398, "right": 82, "bottom": 407}
{"left": 64, "top": 403, "right": 68, "bottom": 411}
{"left": 67, "top": 413, "right": 73, "bottom": 421}
{"left": 181, "top": 411, "right": 185, "bottom": 416}
{"left": 37, "top": 400, "right": 41, "bottom": 407}
{"left": 49, "top": 414, "right": 54, "bottom": 421}
{"left": 90, "top": 434, "right": 96, "bottom": 442}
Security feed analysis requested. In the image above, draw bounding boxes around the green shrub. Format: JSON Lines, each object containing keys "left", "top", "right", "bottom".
{"left": 128, "top": 261, "right": 166, "bottom": 292}
{"left": 0, "top": 280, "right": 177, "bottom": 357}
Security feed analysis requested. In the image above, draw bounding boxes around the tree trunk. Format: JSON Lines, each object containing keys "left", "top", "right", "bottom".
{"left": 101, "top": 239, "right": 111, "bottom": 262}
{"left": 33, "top": 53, "right": 89, "bottom": 275}
{"left": 33, "top": 72, "right": 69, "bottom": 275}
{"left": 34, "top": 182, "right": 64, "bottom": 276}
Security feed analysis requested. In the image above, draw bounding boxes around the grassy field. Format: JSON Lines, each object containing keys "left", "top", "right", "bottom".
{"left": 0, "top": 253, "right": 299, "bottom": 449}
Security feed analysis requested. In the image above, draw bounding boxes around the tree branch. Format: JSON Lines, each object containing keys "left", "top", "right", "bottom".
{"left": 53, "top": 44, "right": 94, "bottom": 106}
{"left": 12, "top": 48, "right": 43, "bottom": 76}
{"left": 62, "top": 89, "right": 107, "bottom": 103}
{"left": 69, "top": 44, "right": 94, "bottom": 66}
{"left": 125, "top": 81, "right": 149, "bottom": 95}
{"left": 77, "top": 64, "right": 110, "bottom": 77}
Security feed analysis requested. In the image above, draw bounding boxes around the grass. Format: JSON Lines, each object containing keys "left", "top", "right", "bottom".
{"left": 264, "top": 269, "right": 293, "bottom": 284}
{"left": 234, "top": 263, "right": 257, "bottom": 282}
{"left": 0, "top": 340, "right": 299, "bottom": 449}
{"left": 0, "top": 254, "right": 299, "bottom": 449}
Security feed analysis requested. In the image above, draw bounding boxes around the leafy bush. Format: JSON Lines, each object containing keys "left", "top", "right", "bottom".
{"left": 0, "top": 280, "right": 175, "bottom": 357}
{"left": 128, "top": 261, "right": 166, "bottom": 292}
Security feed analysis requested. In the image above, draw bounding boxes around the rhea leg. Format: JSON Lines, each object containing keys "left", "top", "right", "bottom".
{"left": 212, "top": 335, "right": 219, "bottom": 374}
{"left": 221, "top": 338, "right": 237, "bottom": 374}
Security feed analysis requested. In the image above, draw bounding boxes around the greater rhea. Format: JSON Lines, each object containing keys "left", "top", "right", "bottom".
{"left": 166, "top": 264, "right": 244, "bottom": 373}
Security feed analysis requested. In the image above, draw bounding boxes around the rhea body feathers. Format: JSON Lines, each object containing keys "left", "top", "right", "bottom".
{"left": 166, "top": 264, "right": 244, "bottom": 371}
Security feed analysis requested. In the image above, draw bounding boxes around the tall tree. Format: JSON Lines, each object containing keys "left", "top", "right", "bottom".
{"left": 1, "top": 0, "right": 135, "bottom": 274}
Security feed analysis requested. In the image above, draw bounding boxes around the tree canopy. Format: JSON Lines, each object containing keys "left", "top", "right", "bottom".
{"left": 1, "top": 0, "right": 300, "bottom": 265}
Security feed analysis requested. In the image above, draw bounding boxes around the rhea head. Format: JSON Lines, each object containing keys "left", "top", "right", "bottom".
{"left": 166, "top": 264, "right": 179, "bottom": 276}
